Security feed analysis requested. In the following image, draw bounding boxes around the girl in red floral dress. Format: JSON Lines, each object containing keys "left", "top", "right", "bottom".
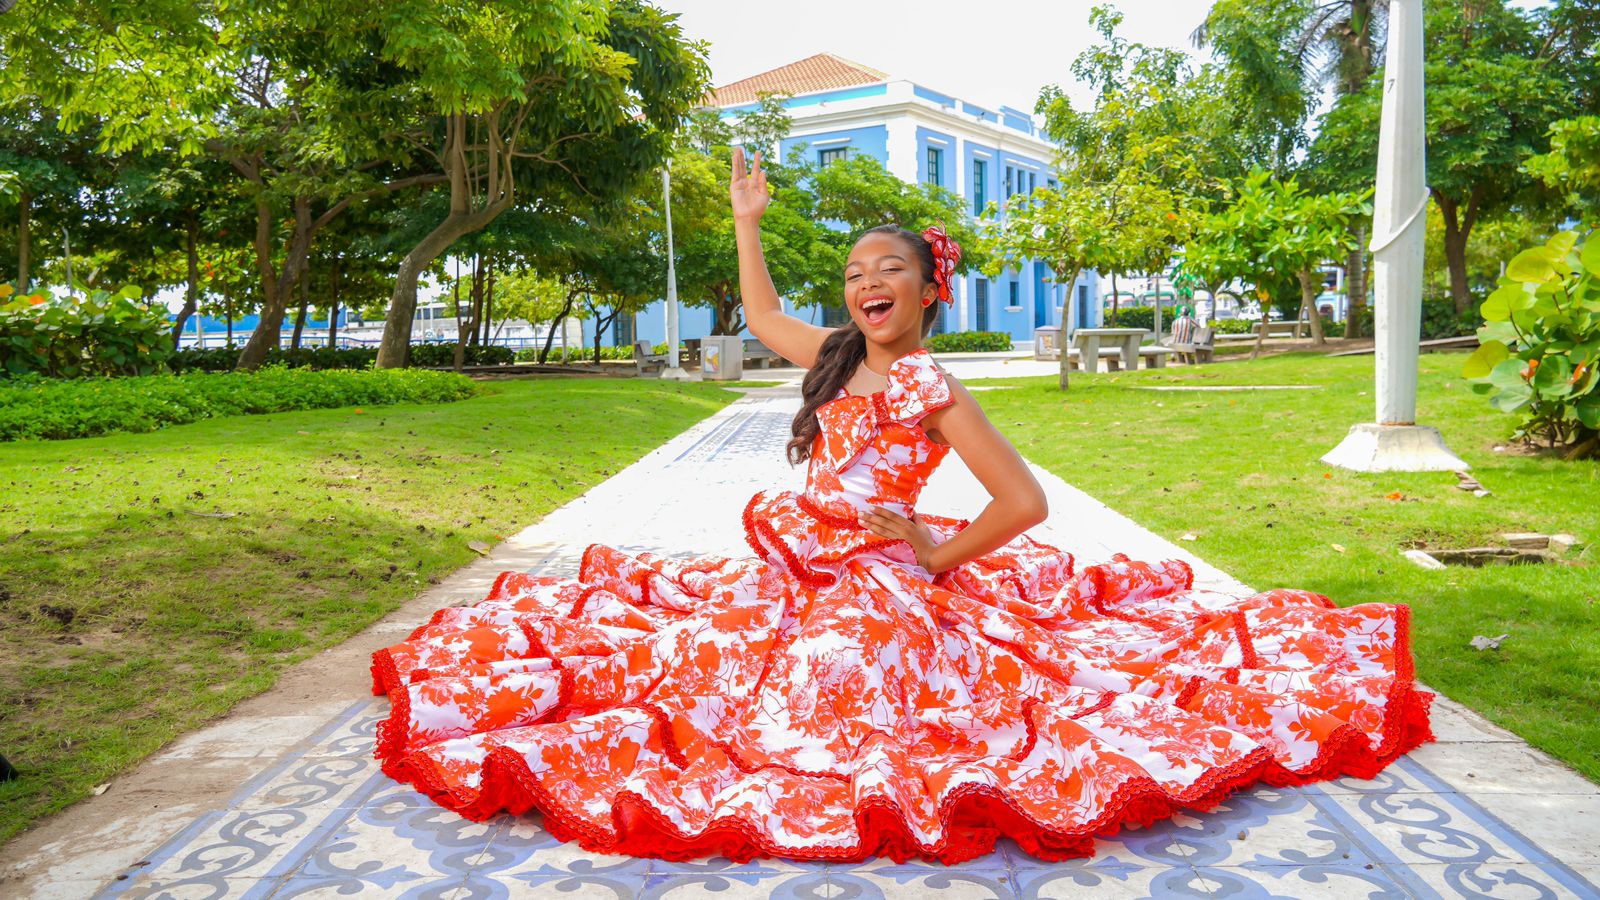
{"left": 367, "top": 146, "right": 1432, "bottom": 864}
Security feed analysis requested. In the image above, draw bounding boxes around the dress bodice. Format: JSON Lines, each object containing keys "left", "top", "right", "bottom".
{"left": 802, "top": 348, "right": 953, "bottom": 521}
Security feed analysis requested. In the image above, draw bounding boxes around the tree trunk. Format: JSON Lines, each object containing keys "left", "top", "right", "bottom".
{"left": 172, "top": 218, "right": 201, "bottom": 349}
{"left": 376, "top": 112, "right": 519, "bottom": 368}
{"left": 1109, "top": 272, "right": 1120, "bottom": 322}
{"left": 290, "top": 258, "right": 311, "bottom": 350}
{"left": 539, "top": 292, "right": 577, "bottom": 363}
{"left": 236, "top": 198, "right": 315, "bottom": 370}
{"left": 1436, "top": 191, "right": 1479, "bottom": 315}
{"left": 1250, "top": 288, "right": 1270, "bottom": 360}
{"left": 469, "top": 257, "right": 484, "bottom": 347}
{"left": 1298, "top": 269, "right": 1326, "bottom": 346}
{"left": 1344, "top": 222, "right": 1368, "bottom": 339}
{"left": 453, "top": 257, "right": 473, "bottom": 372}
{"left": 593, "top": 305, "right": 615, "bottom": 364}
{"left": 482, "top": 257, "right": 495, "bottom": 346}
{"left": 225, "top": 287, "right": 234, "bottom": 346}
{"left": 17, "top": 190, "right": 31, "bottom": 292}
{"left": 327, "top": 259, "right": 340, "bottom": 348}
{"left": 711, "top": 289, "right": 744, "bottom": 336}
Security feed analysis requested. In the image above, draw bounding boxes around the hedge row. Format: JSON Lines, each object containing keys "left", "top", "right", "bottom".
{"left": 168, "top": 343, "right": 516, "bottom": 373}
{"left": 0, "top": 366, "right": 478, "bottom": 442}
{"left": 924, "top": 331, "right": 1015, "bottom": 353}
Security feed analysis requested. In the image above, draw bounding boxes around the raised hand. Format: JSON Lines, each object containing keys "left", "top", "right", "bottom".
{"left": 729, "top": 145, "right": 770, "bottom": 223}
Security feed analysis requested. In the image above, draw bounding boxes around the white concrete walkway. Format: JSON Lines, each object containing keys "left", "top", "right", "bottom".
{"left": 4, "top": 377, "right": 1597, "bottom": 900}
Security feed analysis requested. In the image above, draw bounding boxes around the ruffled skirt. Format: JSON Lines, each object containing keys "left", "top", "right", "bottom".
{"left": 369, "top": 489, "right": 1432, "bottom": 863}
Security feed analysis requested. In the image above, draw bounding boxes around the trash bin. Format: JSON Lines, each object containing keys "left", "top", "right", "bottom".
{"left": 700, "top": 334, "right": 744, "bottom": 381}
{"left": 1033, "top": 326, "right": 1061, "bottom": 361}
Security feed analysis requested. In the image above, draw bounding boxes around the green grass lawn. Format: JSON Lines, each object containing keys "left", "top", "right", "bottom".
{"left": 0, "top": 376, "right": 742, "bottom": 845}
{"left": 978, "top": 352, "right": 1600, "bottom": 782}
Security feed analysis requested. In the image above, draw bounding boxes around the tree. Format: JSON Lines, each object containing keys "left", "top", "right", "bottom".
{"left": 2, "top": 1, "right": 451, "bottom": 369}
{"left": 1525, "top": 116, "right": 1600, "bottom": 224}
{"left": 369, "top": 0, "right": 708, "bottom": 367}
{"left": 669, "top": 139, "right": 833, "bottom": 336}
{"left": 0, "top": 108, "right": 107, "bottom": 293}
{"left": 1192, "top": 0, "right": 1317, "bottom": 174}
{"left": 1186, "top": 170, "right": 1369, "bottom": 355}
{"left": 1031, "top": 3, "right": 1237, "bottom": 336}
{"left": 982, "top": 171, "right": 1193, "bottom": 387}
{"left": 806, "top": 154, "right": 985, "bottom": 306}
{"left": 1302, "top": 1, "right": 1578, "bottom": 316}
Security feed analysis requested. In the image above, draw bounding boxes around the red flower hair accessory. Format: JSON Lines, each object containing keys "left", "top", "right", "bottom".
{"left": 922, "top": 225, "right": 961, "bottom": 306}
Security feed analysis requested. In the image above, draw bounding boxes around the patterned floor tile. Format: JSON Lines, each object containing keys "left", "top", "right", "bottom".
{"left": 268, "top": 873, "right": 469, "bottom": 899}
{"left": 824, "top": 868, "right": 1015, "bottom": 899}
{"left": 1318, "top": 789, "right": 1598, "bottom": 897}
{"left": 1161, "top": 788, "right": 1385, "bottom": 872}
{"left": 1189, "top": 865, "right": 1408, "bottom": 898}
{"left": 467, "top": 813, "right": 651, "bottom": 882}
{"left": 458, "top": 870, "right": 643, "bottom": 899}
{"left": 1401, "top": 863, "right": 1598, "bottom": 900}
{"left": 1012, "top": 863, "right": 1200, "bottom": 898}
{"left": 640, "top": 871, "right": 832, "bottom": 899}
{"left": 283, "top": 782, "right": 500, "bottom": 891}
{"left": 233, "top": 754, "right": 381, "bottom": 811}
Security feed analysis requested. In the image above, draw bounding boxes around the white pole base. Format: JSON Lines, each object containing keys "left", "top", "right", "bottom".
{"left": 1321, "top": 423, "right": 1470, "bottom": 473}
{"left": 659, "top": 366, "right": 695, "bottom": 382}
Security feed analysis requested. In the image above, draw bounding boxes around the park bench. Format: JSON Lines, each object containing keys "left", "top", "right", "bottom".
{"left": 1251, "top": 320, "right": 1306, "bottom": 339}
{"left": 1066, "top": 327, "right": 1147, "bottom": 374}
{"left": 1066, "top": 346, "right": 1127, "bottom": 371}
{"left": 1171, "top": 326, "right": 1215, "bottom": 364}
{"left": 1138, "top": 346, "right": 1177, "bottom": 369}
{"left": 632, "top": 340, "right": 666, "bottom": 377}
{"left": 742, "top": 337, "right": 782, "bottom": 368}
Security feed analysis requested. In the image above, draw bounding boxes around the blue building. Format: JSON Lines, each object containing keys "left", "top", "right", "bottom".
{"left": 586, "top": 54, "right": 1102, "bottom": 351}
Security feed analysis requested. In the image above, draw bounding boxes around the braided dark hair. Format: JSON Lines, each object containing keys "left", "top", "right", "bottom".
{"left": 786, "top": 225, "right": 943, "bottom": 465}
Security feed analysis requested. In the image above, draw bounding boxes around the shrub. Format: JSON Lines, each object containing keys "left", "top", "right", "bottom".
{"left": 924, "top": 331, "right": 1015, "bottom": 353}
{"left": 1462, "top": 229, "right": 1600, "bottom": 458}
{"left": 169, "top": 345, "right": 382, "bottom": 373}
{"left": 409, "top": 343, "right": 516, "bottom": 367}
{"left": 1104, "top": 307, "right": 1155, "bottom": 331}
{"left": 1210, "top": 318, "right": 1254, "bottom": 334}
{"left": 0, "top": 365, "right": 478, "bottom": 442}
{"left": 0, "top": 285, "right": 174, "bottom": 378}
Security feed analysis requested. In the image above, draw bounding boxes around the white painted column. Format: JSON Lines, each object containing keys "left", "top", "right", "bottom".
{"left": 1372, "top": 0, "right": 1426, "bottom": 427}
{"left": 884, "top": 115, "right": 919, "bottom": 183}
{"left": 1322, "top": 0, "right": 1466, "bottom": 472}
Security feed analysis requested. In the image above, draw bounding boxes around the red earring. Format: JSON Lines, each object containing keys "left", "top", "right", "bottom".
{"left": 921, "top": 297, "right": 934, "bottom": 307}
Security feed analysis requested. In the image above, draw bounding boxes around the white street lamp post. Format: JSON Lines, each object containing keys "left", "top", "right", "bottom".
{"left": 659, "top": 159, "right": 690, "bottom": 381}
{"left": 1322, "top": 0, "right": 1468, "bottom": 472}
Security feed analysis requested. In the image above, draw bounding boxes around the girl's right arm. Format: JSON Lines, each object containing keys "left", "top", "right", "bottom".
{"left": 730, "top": 145, "right": 832, "bottom": 369}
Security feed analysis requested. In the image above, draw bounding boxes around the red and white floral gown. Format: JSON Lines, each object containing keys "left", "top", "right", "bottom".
{"left": 370, "top": 348, "right": 1432, "bottom": 864}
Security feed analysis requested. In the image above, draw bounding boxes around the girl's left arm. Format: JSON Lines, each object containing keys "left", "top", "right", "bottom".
{"left": 859, "top": 376, "right": 1048, "bottom": 573}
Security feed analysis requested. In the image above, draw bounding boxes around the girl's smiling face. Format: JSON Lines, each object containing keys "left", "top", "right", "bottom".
{"left": 844, "top": 231, "right": 938, "bottom": 345}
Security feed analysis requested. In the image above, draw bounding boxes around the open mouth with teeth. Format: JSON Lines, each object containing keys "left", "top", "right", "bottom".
{"left": 859, "top": 295, "right": 895, "bottom": 327}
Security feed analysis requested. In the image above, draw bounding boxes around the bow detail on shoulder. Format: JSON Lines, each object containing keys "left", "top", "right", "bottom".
{"left": 815, "top": 349, "right": 953, "bottom": 473}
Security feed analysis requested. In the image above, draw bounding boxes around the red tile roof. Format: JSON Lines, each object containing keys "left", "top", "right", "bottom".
{"left": 710, "top": 54, "right": 889, "bottom": 107}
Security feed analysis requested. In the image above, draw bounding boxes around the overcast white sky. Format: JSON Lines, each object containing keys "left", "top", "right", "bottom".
{"left": 655, "top": 0, "right": 1217, "bottom": 116}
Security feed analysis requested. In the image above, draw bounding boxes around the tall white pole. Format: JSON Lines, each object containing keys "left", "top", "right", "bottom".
{"left": 1323, "top": 0, "right": 1467, "bottom": 472}
{"left": 660, "top": 158, "right": 689, "bottom": 380}
{"left": 1373, "top": 0, "right": 1425, "bottom": 427}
